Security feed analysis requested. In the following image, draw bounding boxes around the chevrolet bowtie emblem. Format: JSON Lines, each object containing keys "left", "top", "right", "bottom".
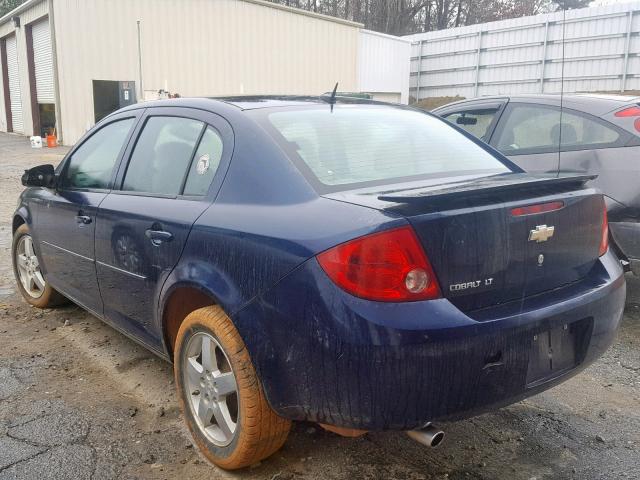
{"left": 529, "top": 225, "right": 555, "bottom": 243}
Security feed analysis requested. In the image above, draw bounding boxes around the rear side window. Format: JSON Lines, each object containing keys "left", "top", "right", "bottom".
{"left": 123, "top": 116, "right": 203, "bottom": 195}
{"left": 443, "top": 108, "right": 498, "bottom": 140}
{"left": 495, "top": 104, "right": 621, "bottom": 154}
{"left": 263, "top": 106, "right": 509, "bottom": 189}
{"left": 63, "top": 118, "right": 135, "bottom": 189}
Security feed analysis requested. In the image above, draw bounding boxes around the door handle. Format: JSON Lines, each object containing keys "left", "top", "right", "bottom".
{"left": 145, "top": 228, "right": 173, "bottom": 246}
{"left": 76, "top": 215, "right": 92, "bottom": 225}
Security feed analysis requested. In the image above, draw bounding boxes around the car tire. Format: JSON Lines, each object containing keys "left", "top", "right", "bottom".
{"left": 12, "top": 224, "right": 67, "bottom": 308}
{"left": 174, "top": 305, "right": 291, "bottom": 469}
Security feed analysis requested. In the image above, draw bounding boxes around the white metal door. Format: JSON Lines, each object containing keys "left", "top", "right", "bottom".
{"left": 31, "top": 19, "right": 54, "bottom": 104}
{"left": 5, "top": 35, "right": 23, "bottom": 133}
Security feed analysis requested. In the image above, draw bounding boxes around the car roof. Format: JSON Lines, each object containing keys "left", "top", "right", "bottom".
{"left": 215, "top": 95, "right": 410, "bottom": 110}
{"left": 103, "top": 96, "right": 417, "bottom": 134}
{"left": 214, "top": 95, "right": 329, "bottom": 109}
{"left": 434, "top": 93, "right": 640, "bottom": 117}
{"left": 118, "top": 95, "right": 400, "bottom": 114}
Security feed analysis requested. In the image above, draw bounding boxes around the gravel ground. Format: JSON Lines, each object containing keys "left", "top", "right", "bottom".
{"left": 0, "top": 131, "right": 638, "bottom": 480}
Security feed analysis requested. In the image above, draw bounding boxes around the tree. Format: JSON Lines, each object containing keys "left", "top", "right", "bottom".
{"left": 1, "top": 0, "right": 593, "bottom": 36}
{"left": 0, "top": 0, "right": 26, "bottom": 18}
{"left": 265, "top": 0, "right": 594, "bottom": 35}
{"left": 554, "top": 0, "right": 591, "bottom": 10}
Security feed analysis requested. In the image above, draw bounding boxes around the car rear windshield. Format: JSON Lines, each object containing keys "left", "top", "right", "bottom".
{"left": 260, "top": 105, "right": 510, "bottom": 191}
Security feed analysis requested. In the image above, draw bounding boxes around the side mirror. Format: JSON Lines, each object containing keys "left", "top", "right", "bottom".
{"left": 456, "top": 116, "right": 478, "bottom": 126}
{"left": 21, "top": 164, "right": 56, "bottom": 188}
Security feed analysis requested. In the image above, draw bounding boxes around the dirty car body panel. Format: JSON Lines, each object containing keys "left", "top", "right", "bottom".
{"left": 15, "top": 97, "right": 626, "bottom": 431}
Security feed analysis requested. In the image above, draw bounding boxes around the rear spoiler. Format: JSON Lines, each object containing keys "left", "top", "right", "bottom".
{"left": 378, "top": 174, "right": 597, "bottom": 205}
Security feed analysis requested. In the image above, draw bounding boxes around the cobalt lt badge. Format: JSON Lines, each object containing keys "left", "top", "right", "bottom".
{"left": 529, "top": 224, "right": 555, "bottom": 243}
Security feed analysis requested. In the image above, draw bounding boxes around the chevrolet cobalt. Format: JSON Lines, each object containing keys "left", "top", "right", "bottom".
{"left": 13, "top": 97, "right": 626, "bottom": 469}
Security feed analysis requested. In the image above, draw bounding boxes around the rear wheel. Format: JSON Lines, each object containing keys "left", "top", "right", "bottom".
{"left": 174, "top": 306, "right": 291, "bottom": 469}
{"left": 12, "top": 224, "right": 66, "bottom": 308}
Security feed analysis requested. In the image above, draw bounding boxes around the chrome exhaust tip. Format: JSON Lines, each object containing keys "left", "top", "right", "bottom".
{"left": 406, "top": 424, "right": 445, "bottom": 448}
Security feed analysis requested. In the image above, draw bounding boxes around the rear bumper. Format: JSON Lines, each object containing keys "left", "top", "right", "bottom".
{"left": 234, "top": 250, "right": 626, "bottom": 431}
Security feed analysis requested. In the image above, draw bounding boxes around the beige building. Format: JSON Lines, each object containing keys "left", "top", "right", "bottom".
{"left": 0, "top": 0, "right": 410, "bottom": 145}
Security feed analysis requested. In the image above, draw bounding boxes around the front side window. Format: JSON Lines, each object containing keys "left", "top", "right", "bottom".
{"left": 262, "top": 106, "right": 509, "bottom": 190}
{"left": 63, "top": 118, "right": 135, "bottom": 189}
{"left": 444, "top": 108, "right": 498, "bottom": 140}
{"left": 495, "top": 104, "right": 621, "bottom": 154}
{"left": 122, "top": 116, "right": 204, "bottom": 195}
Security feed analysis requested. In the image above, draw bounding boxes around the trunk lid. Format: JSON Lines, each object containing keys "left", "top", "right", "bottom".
{"left": 324, "top": 173, "right": 604, "bottom": 312}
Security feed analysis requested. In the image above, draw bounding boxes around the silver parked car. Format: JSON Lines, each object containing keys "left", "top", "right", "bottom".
{"left": 433, "top": 93, "right": 640, "bottom": 275}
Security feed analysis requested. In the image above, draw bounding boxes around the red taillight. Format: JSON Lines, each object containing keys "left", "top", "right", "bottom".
{"left": 614, "top": 106, "right": 640, "bottom": 117}
{"left": 317, "top": 226, "right": 441, "bottom": 302}
{"left": 511, "top": 201, "right": 564, "bottom": 216}
{"left": 614, "top": 106, "right": 640, "bottom": 132}
{"left": 599, "top": 202, "right": 609, "bottom": 257}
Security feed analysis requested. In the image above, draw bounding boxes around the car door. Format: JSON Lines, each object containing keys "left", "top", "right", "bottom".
{"left": 488, "top": 103, "right": 564, "bottom": 174}
{"left": 438, "top": 100, "right": 507, "bottom": 143}
{"left": 490, "top": 103, "right": 632, "bottom": 182}
{"left": 34, "top": 113, "right": 140, "bottom": 314}
{"left": 94, "top": 107, "right": 233, "bottom": 349}
{"left": 551, "top": 109, "right": 632, "bottom": 203}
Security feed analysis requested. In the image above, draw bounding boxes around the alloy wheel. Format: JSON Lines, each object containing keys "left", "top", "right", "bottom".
{"left": 183, "top": 332, "right": 239, "bottom": 446}
{"left": 15, "top": 235, "right": 45, "bottom": 299}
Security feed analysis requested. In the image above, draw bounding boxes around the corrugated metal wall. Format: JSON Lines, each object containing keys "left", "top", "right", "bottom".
{"left": 358, "top": 30, "right": 411, "bottom": 103}
{"left": 406, "top": 2, "right": 640, "bottom": 100}
{"left": 53, "top": 0, "right": 361, "bottom": 144}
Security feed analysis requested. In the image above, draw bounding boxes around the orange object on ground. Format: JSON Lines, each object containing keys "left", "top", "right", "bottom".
{"left": 46, "top": 135, "right": 57, "bottom": 148}
{"left": 319, "top": 423, "right": 368, "bottom": 437}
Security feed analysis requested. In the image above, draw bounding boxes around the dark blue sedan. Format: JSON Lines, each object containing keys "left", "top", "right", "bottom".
{"left": 12, "top": 96, "right": 626, "bottom": 469}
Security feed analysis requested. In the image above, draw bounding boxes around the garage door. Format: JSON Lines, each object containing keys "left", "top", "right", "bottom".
{"left": 31, "top": 19, "right": 54, "bottom": 104}
{"left": 5, "top": 35, "right": 23, "bottom": 133}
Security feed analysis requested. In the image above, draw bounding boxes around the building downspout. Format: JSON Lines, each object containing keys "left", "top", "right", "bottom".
{"left": 48, "top": 0, "right": 63, "bottom": 144}
{"left": 137, "top": 20, "right": 143, "bottom": 102}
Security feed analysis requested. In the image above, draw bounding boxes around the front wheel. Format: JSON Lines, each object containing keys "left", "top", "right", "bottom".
{"left": 12, "top": 224, "right": 66, "bottom": 308}
{"left": 174, "top": 306, "right": 291, "bottom": 469}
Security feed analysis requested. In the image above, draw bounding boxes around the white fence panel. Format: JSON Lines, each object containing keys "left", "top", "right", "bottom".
{"left": 407, "top": 2, "right": 640, "bottom": 100}
{"left": 358, "top": 30, "right": 411, "bottom": 103}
